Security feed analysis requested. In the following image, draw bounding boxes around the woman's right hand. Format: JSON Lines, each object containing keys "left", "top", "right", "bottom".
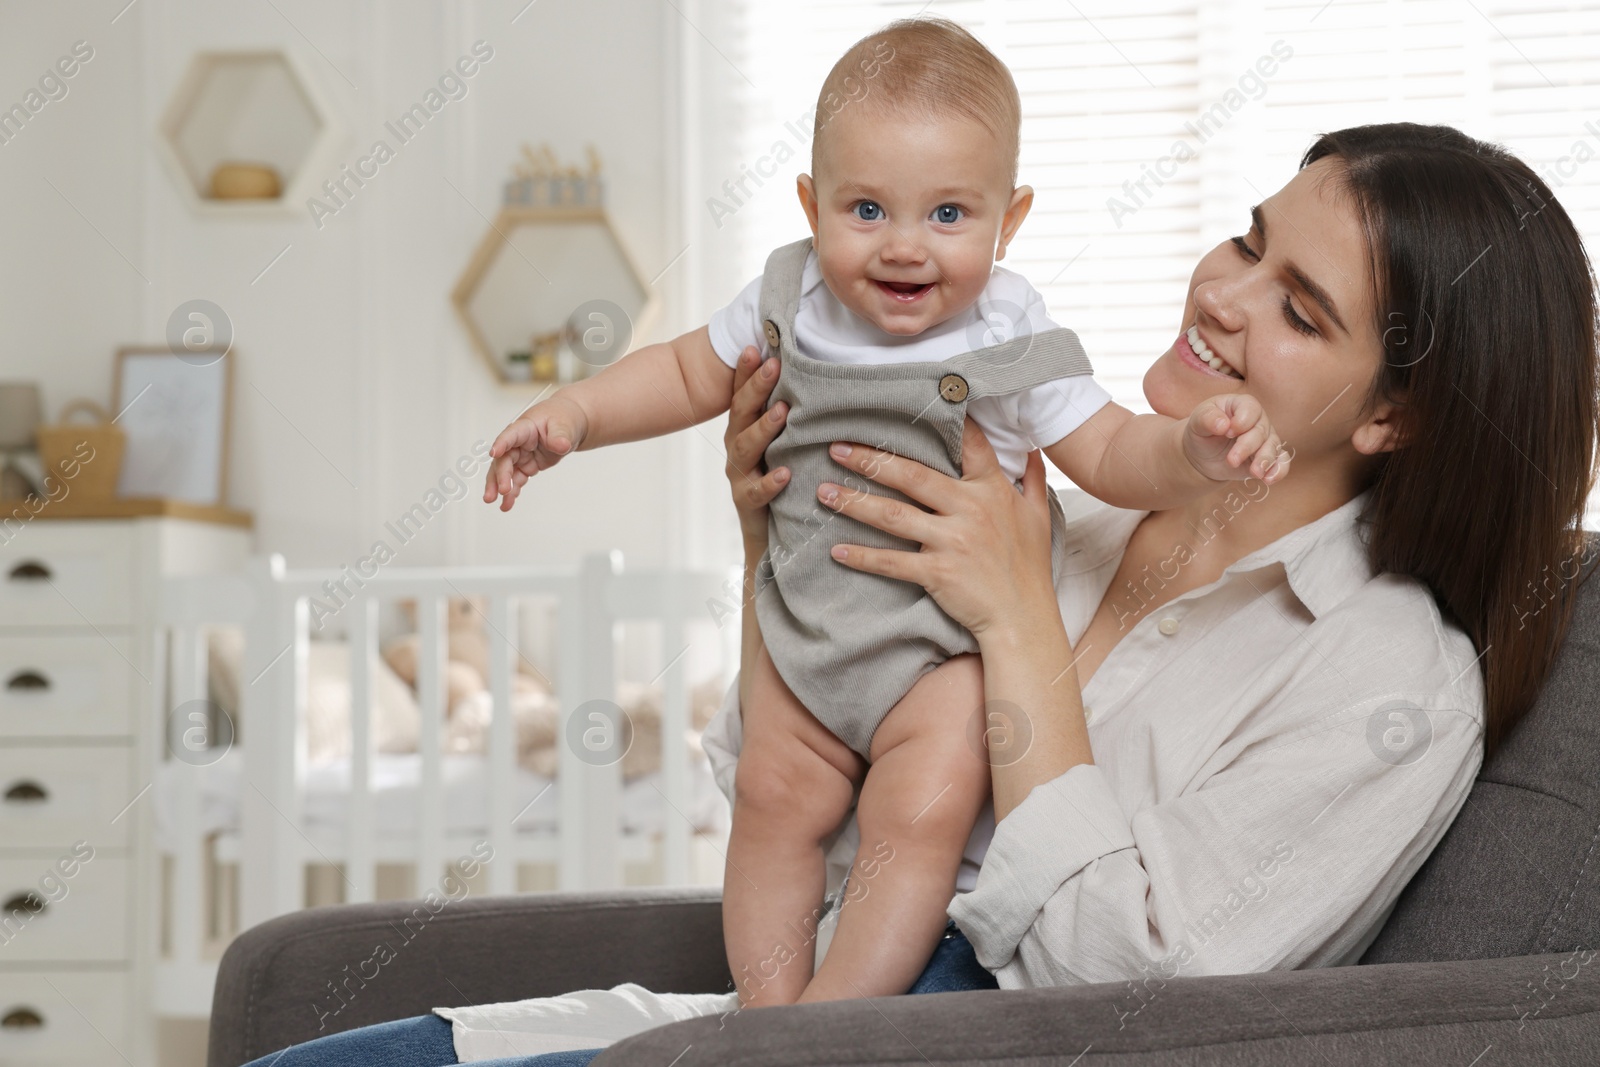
{"left": 723, "top": 346, "right": 788, "bottom": 556}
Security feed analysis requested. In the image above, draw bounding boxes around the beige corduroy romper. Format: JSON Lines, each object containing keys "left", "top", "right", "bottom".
{"left": 752, "top": 236, "right": 1097, "bottom": 758}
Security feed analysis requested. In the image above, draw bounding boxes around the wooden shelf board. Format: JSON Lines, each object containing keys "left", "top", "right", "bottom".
{"left": 0, "top": 496, "right": 253, "bottom": 528}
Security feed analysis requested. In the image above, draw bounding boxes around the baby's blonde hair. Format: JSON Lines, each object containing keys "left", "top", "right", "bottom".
{"left": 812, "top": 16, "right": 1021, "bottom": 189}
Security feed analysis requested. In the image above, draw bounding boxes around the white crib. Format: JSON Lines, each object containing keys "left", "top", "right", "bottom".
{"left": 149, "top": 551, "right": 738, "bottom": 1015}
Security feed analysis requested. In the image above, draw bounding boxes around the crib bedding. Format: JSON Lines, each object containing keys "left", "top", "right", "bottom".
{"left": 151, "top": 747, "right": 730, "bottom": 853}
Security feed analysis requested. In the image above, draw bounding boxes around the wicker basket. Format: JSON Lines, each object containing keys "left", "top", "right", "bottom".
{"left": 209, "top": 162, "right": 282, "bottom": 200}
{"left": 35, "top": 399, "right": 125, "bottom": 499}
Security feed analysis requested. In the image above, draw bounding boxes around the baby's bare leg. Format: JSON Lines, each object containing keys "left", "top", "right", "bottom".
{"left": 798, "top": 652, "right": 990, "bottom": 1003}
{"left": 724, "top": 644, "right": 866, "bottom": 1008}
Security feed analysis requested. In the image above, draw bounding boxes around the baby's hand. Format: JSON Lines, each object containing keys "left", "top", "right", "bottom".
{"left": 482, "top": 396, "right": 590, "bottom": 512}
{"left": 1183, "top": 393, "right": 1290, "bottom": 484}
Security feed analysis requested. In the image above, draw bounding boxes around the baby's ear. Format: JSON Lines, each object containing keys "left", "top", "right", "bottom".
{"left": 996, "top": 184, "right": 1035, "bottom": 261}
{"left": 796, "top": 174, "right": 820, "bottom": 237}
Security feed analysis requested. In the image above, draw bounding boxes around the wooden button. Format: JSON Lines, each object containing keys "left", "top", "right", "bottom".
{"left": 939, "top": 373, "right": 968, "bottom": 402}
{"left": 763, "top": 319, "right": 781, "bottom": 349}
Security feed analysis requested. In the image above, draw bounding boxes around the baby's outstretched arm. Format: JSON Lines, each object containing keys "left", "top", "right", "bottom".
{"left": 483, "top": 325, "right": 734, "bottom": 510}
{"left": 1042, "top": 394, "right": 1290, "bottom": 511}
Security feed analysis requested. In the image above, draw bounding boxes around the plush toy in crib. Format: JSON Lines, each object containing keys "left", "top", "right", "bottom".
{"left": 381, "top": 595, "right": 546, "bottom": 711}
{"left": 382, "top": 596, "right": 725, "bottom": 780}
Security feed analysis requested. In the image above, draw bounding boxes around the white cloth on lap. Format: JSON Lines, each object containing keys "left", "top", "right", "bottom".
{"left": 437, "top": 985, "right": 738, "bottom": 1060}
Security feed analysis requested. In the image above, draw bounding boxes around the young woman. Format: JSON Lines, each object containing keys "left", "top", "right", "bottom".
{"left": 245, "top": 122, "right": 1596, "bottom": 1066}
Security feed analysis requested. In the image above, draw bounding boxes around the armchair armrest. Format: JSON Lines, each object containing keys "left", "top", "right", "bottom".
{"left": 208, "top": 888, "right": 728, "bottom": 1067}
{"left": 596, "top": 950, "right": 1600, "bottom": 1066}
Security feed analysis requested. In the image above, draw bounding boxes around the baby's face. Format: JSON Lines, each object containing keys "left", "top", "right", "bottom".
{"left": 797, "top": 106, "right": 1031, "bottom": 337}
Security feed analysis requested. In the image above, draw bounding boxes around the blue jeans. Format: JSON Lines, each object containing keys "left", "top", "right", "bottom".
{"left": 243, "top": 921, "right": 996, "bottom": 1066}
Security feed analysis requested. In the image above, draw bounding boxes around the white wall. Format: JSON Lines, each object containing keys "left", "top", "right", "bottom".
{"left": 0, "top": 0, "right": 748, "bottom": 572}
{"left": 0, "top": 5, "right": 145, "bottom": 440}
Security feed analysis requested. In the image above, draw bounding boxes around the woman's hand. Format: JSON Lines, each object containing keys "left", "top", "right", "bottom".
{"left": 820, "top": 417, "right": 1061, "bottom": 642}
{"left": 722, "top": 346, "right": 789, "bottom": 555}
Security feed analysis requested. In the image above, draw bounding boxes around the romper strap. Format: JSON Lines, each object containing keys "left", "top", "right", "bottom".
{"left": 756, "top": 237, "right": 813, "bottom": 358}
{"left": 945, "top": 325, "right": 1095, "bottom": 400}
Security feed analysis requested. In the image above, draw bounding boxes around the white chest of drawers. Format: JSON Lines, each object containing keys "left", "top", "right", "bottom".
{"left": 0, "top": 512, "right": 249, "bottom": 1067}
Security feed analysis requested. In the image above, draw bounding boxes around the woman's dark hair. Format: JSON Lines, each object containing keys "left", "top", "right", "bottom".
{"left": 1302, "top": 123, "right": 1600, "bottom": 761}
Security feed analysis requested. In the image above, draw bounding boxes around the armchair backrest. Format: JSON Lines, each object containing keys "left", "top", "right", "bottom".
{"left": 1362, "top": 533, "right": 1600, "bottom": 964}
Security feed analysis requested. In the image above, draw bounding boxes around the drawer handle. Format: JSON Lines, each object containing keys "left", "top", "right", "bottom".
{"left": 2, "top": 781, "right": 46, "bottom": 803}
{"left": 4, "top": 671, "right": 48, "bottom": 692}
{"left": 0, "top": 1007, "right": 42, "bottom": 1030}
{"left": 1, "top": 893, "right": 45, "bottom": 917}
{"left": 5, "top": 561, "right": 50, "bottom": 582}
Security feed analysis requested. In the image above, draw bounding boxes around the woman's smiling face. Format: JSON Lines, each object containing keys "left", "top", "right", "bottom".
{"left": 1145, "top": 157, "right": 1399, "bottom": 481}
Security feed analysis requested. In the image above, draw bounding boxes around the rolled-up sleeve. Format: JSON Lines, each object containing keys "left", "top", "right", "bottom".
{"left": 950, "top": 762, "right": 1135, "bottom": 958}
{"left": 949, "top": 697, "right": 1483, "bottom": 988}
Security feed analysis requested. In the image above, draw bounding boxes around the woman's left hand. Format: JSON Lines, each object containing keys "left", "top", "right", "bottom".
{"left": 821, "top": 417, "right": 1060, "bottom": 640}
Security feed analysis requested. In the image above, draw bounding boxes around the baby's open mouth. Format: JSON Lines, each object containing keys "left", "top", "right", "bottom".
{"left": 874, "top": 279, "right": 934, "bottom": 299}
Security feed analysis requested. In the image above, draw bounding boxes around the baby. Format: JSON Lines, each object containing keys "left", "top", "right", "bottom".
{"left": 484, "top": 16, "right": 1287, "bottom": 1009}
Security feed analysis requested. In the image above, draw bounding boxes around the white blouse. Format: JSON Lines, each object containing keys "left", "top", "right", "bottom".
{"left": 437, "top": 486, "right": 1486, "bottom": 1058}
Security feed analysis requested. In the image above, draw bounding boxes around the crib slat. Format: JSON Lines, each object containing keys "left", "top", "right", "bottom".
{"left": 240, "top": 555, "right": 309, "bottom": 926}
{"left": 487, "top": 595, "right": 516, "bottom": 895}
{"left": 147, "top": 620, "right": 171, "bottom": 969}
{"left": 661, "top": 599, "right": 691, "bottom": 885}
{"left": 346, "top": 598, "right": 377, "bottom": 903}
{"left": 169, "top": 625, "right": 207, "bottom": 966}
{"left": 417, "top": 596, "right": 447, "bottom": 896}
{"left": 557, "top": 581, "right": 585, "bottom": 890}
{"left": 559, "top": 553, "right": 621, "bottom": 890}
{"left": 283, "top": 597, "right": 311, "bottom": 911}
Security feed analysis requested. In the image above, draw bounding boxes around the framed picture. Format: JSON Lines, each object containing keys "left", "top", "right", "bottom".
{"left": 112, "top": 346, "right": 233, "bottom": 505}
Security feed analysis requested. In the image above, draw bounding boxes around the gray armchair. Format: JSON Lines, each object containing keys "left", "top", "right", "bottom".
{"left": 209, "top": 540, "right": 1600, "bottom": 1066}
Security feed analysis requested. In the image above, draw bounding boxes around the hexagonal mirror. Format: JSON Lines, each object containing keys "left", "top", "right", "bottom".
{"left": 452, "top": 147, "right": 658, "bottom": 386}
{"left": 159, "top": 50, "right": 338, "bottom": 213}
{"left": 455, "top": 216, "right": 656, "bottom": 384}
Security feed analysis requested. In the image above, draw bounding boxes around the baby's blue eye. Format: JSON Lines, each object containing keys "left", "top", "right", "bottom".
{"left": 853, "top": 201, "right": 883, "bottom": 221}
{"left": 934, "top": 204, "right": 962, "bottom": 224}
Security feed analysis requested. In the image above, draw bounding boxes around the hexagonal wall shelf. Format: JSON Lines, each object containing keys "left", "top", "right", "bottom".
{"left": 452, "top": 147, "right": 659, "bottom": 387}
{"left": 158, "top": 50, "right": 342, "bottom": 216}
